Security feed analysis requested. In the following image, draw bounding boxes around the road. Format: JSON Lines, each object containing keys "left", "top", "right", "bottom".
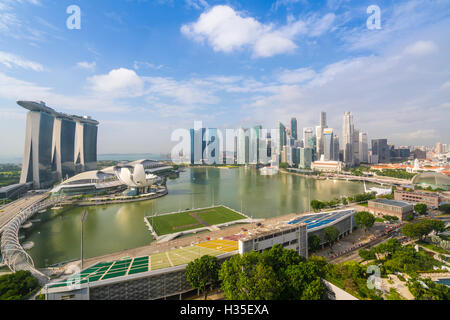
{"left": 330, "top": 229, "right": 402, "bottom": 264}
{"left": 0, "top": 193, "right": 49, "bottom": 233}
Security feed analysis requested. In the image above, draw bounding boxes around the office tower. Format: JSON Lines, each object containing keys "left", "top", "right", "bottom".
{"left": 279, "top": 122, "right": 287, "bottom": 149}
{"left": 293, "top": 148, "right": 301, "bottom": 167}
{"left": 299, "top": 148, "right": 312, "bottom": 169}
{"left": 303, "top": 127, "right": 314, "bottom": 148}
{"left": 74, "top": 117, "right": 99, "bottom": 172}
{"left": 52, "top": 115, "right": 76, "bottom": 180}
{"left": 342, "top": 112, "right": 354, "bottom": 166}
{"left": 290, "top": 118, "right": 298, "bottom": 140}
{"left": 249, "top": 126, "right": 261, "bottom": 164}
{"left": 315, "top": 111, "right": 328, "bottom": 160}
{"left": 352, "top": 129, "right": 360, "bottom": 166}
{"left": 205, "top": 128, "right": 220, "bottom": 164}
{"left": 359, "top": 132, "right": 369, "bottom": 163}
{"left": 315, "top": 126, "right": 323, "bottom": 159}
{"left": 190, "top": 126, "right": 206, "bottom": 164}
{"left": 19, "top": 104, "right": 54, "bottom": 189}
{"left": 372, "top": 139, "right": 390, "bottom": 163}
{"left": 323, "top": 128, "right": 334, "bottom": 161}
{"left": 320, "top": 111, "right": 327, "bottom": 128}
{"left": 333, "top": 135, "right": 340, "bottom": 161}
{"left": 237, "top": 128, "right": 249, "bottom": 164}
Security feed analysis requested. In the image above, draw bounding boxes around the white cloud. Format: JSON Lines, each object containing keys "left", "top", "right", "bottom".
{"left": 278, "top": 68, "right": 317, "bottom": 84}
{"left": 87, "top": 68, "right": 144, "bottom": 98}
{"left": 76, "top": 61, "right": 96, "bottom": 71}
{"left": 403, "top": 40, "right": 438, "bottom": 56}
{"left": 239, "top": 37, "right": 450, "bottom": 145}
{"left": 181, "top": 5, "right": 334, "bottom": 58}
{"left": 133, "top": 61, "right": 163, "bottom": 70}
{"left": 185, "top": 0, "right": 208, "bottom": 10}
{"left": 0, "top": 51, "right": 44, "bottom": 71}
{"left": 440, "top": 81, "right": 450, "bottom": 91}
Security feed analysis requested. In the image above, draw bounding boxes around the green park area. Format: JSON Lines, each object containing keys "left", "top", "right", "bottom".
{"left": 148, "top": 206, "right": 247, "bottom": 236}
{"left": 0, "top": 164, "right": 21, "bottom": 188}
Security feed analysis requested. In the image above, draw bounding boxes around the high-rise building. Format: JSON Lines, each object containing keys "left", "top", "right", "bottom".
{"left": 303, "top": 127, "right": 314, "bottom": 148}
{"left": 372, "top": 139, "right": 390, "bottom": 163}
{"left": 279, "top": 122, "right": 287, "bottom": 149}
{"left": 290, "top": 118, "right": 298, "bottom": 140}
{"left": 52, "top": 115, "right": 76, "bottom": 180}
{"left": 320, "top": 111, "right": 327, "bottom": 128}
{"left": 436, "top": 142, "right": 443, "bottom": 154}
{"left": 190, "top": 126, "right": 206, "bottom": 164}
{"left": 237, "top": 128, "right": 249, "bottom": 164}
{"left": 18, "top": 101, "right": 99, "bottom": 189}
{"left": 249, "top": 126, "right": 262, "bottom": 164}
{"left": 315, "top": 125, "right": 323, "bottom": 159}
{"left": 352, "top": 129, "right": 360, "bottom": 166}
{"left": 299, "top": 148, "right": 313, "bottom": 169}
{"left": 20, "top": 104, "right": 54, "bottom": 189}
{"left": 74, "top": 116, "right": 98, "bottom": 172}
{"left": 359, "top": 132, "right": 369, "bottom": 163}
{"left": 315, "top": 111, "right": 328, "bottom": 160}
{"left": 205, "top": 128, "right": 220, "bottom": 164}
{"left": 323, "top": 128, "right": 334, "bottom": 161}
{"left": 342, "top": 112, "right": 354, "bottom": 166}
{"left": 333, "top": 135, "right": 340, "bottom": 161}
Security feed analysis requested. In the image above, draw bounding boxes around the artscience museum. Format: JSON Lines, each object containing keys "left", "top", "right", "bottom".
{"left": 51, "top": 159, "right": 172, "bottom": 196}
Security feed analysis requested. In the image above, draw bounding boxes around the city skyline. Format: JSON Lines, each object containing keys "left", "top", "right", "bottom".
{"left": 0, "top": 0, "right": 450, "bottom": 159}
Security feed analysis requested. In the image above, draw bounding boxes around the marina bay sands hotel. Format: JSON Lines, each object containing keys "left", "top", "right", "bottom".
{"left": 18, "top": 101, "right": 99, "bottom": 189}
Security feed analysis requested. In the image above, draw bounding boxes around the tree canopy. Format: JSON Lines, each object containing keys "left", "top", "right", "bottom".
{"left": 185, "top": 255, "right": 220, "bottom": 299}
{"left": 323, "top": 226, "right": 340, "bottom": 248}
{"left": 219, "top": 245, "right": 326, "bottom": 300}
{"left": 0, "top": 271, "right": 39, "bottom": 300}
{"left": 354, "top": 211, "right": 376, "bottom": 232}
{"left": 401, "top": 220, "right": 445, "bottom": 239}
{"left": 308, "top": 235, "right": 321, "bottom": 252}
{"left": 414, "top": 203, "right": 428, "bottom": 215}
{"left": 439, "top": 203, "right": 450, "bottom": 215}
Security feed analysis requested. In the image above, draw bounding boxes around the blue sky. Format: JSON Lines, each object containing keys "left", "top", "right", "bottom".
{"left": 0, "top": 0, "right": 449, "bottom": 159}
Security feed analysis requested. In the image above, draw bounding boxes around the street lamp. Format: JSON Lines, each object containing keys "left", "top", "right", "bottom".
{"left": 81, "top": 210, "right": 88, "bottom": 270}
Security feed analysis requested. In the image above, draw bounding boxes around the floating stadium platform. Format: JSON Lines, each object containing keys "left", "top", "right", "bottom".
{"left": 44, "top": 208, "right": 356, "bottom": 300}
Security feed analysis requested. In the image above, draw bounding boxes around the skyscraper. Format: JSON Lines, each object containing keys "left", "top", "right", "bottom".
{"left": 352, "top": 129, "right": 360, "bottom": 166}
{"left": 372, "top": 139, "right": 390, "bottom": 163}
{"left": 320, "top": 112, "right": 327, "bottom": 128}
{"left": 74, "top": 116, "right": 98, "bottom": 172}
{"left": 52, "top": 115, "right": 76, "bottom": 180}
{"left": 299, "top": 148, "right": 312, "bottom": 169}
{"left": 342, "top": 112, "right": 354, "bottom": 166}
{"left": 205, "top": 128, "right": 220, "bottom": 164}
{"left": 249, "top": 126, "right": 261, "bottom": 164}
{"left": 290, "top": 117, "right": 298, "bottom": 140}
{"left": 303, "top": 127, "right": 314, "bottom": 148}
{"left": 359, "top": 132, "right": 369, "bottom": 163}
{"left": 316, "top": 112, "right": 328, "bottom": 159}
{"left": 190, "top": 125, "right": 205, "bottom": 164}
{"left": 18, "top": 101, "right": 99, "bottom": 189}
{"left": 323, "top": 128, "right": 334, "bottom": 161}
{"left": 237, "top": 128, "right": 249, "bottom": 164}
{"left": 333, "top": 135, "right": 340, "bottom": 161}
{"left": 436, "top": 142, "right": 443, "bottom": 154}
{"left": 20, "top": 104, "right": 54, "bottom": 189}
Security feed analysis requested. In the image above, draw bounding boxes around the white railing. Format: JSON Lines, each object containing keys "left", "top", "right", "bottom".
{"left": 0, "top": 196, "right": 64, "bottom": 284}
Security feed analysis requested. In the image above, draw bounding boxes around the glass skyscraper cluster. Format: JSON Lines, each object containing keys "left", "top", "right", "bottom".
{"left": 18, "top": 101, "right": 99, "bottom": 189}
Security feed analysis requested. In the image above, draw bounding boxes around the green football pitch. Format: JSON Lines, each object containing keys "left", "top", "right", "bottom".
{"left": 147, "top": 206, "right": 247, "bottom": 236}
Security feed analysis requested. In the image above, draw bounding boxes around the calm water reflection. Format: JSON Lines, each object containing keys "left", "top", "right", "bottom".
{"left": 24, "top": 168, "right": 375, "bottom": 267}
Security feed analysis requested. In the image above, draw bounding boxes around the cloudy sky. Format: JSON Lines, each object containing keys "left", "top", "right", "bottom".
{"left": 0, "top": 0, "right": 449, "bottom": 160}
